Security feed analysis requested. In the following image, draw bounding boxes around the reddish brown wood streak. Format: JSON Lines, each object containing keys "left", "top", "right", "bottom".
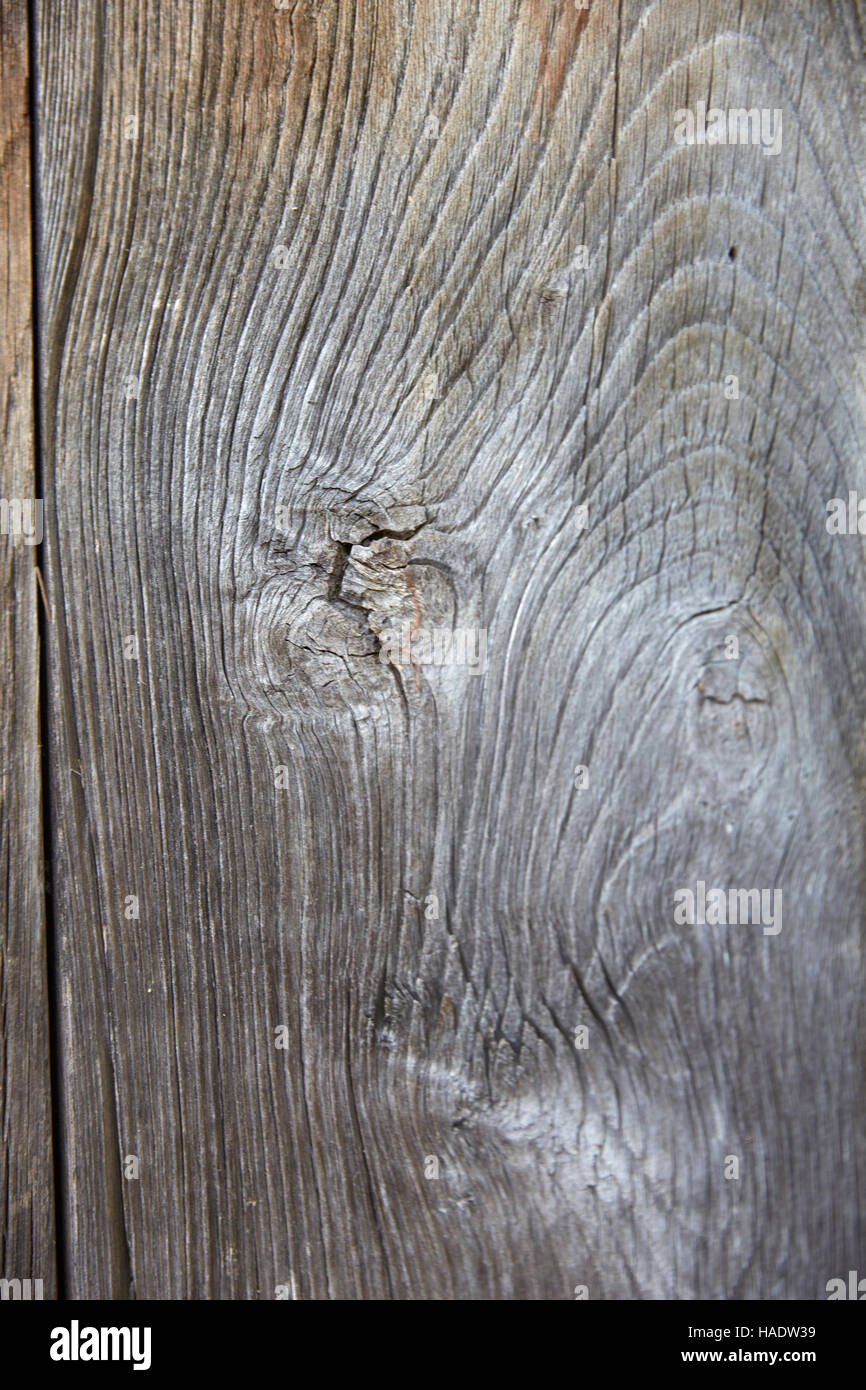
{"left": 529, "top": 0, "right": 591, "bottom": 115}
{"left": 402, "top": 556, "right": 424, "bottom": 692}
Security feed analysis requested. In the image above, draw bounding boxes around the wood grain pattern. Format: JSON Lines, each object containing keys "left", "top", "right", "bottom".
{"left": 35, "top": 0, "right": 866, "bottom": 1297}
{"left": 0, "top": 0, "right": 55, "bottom": 1298}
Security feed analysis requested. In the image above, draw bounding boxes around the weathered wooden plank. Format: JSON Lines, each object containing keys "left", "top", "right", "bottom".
{"left": 0, "top": 0, "right": 56, "bottom": 1300}
{"left": 37, "top": 0, "right": 866, "bottom": 1298}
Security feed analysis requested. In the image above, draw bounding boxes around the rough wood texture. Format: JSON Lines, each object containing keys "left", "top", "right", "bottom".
{"left": 0, "top": 0, "right": 55, "bottom": 1297}
{"left": 36, "top": 0, "right": 866, "bottom": 1297}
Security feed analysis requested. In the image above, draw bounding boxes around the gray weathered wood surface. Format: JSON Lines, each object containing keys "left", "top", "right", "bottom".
{"left": 10, "top": 0, "right": 866, "bottom": 1297}
{"left": 0, "top": 0, "right": 55, "bottom": 1298}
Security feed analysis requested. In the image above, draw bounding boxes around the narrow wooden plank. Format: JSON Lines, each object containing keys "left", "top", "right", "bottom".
{"left": 37, "top": 0, "right": 866, "bottom": 1298}
{"left": 0, "top": 0, "right": 56, "bottom": 1300}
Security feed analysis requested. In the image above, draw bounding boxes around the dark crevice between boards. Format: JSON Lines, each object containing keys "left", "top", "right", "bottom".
{"left": 28, "top": 0, "right": 134, "bottom": 1300}
{"left": 27, "top": 0, "right": 65, "bottom": 1303}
